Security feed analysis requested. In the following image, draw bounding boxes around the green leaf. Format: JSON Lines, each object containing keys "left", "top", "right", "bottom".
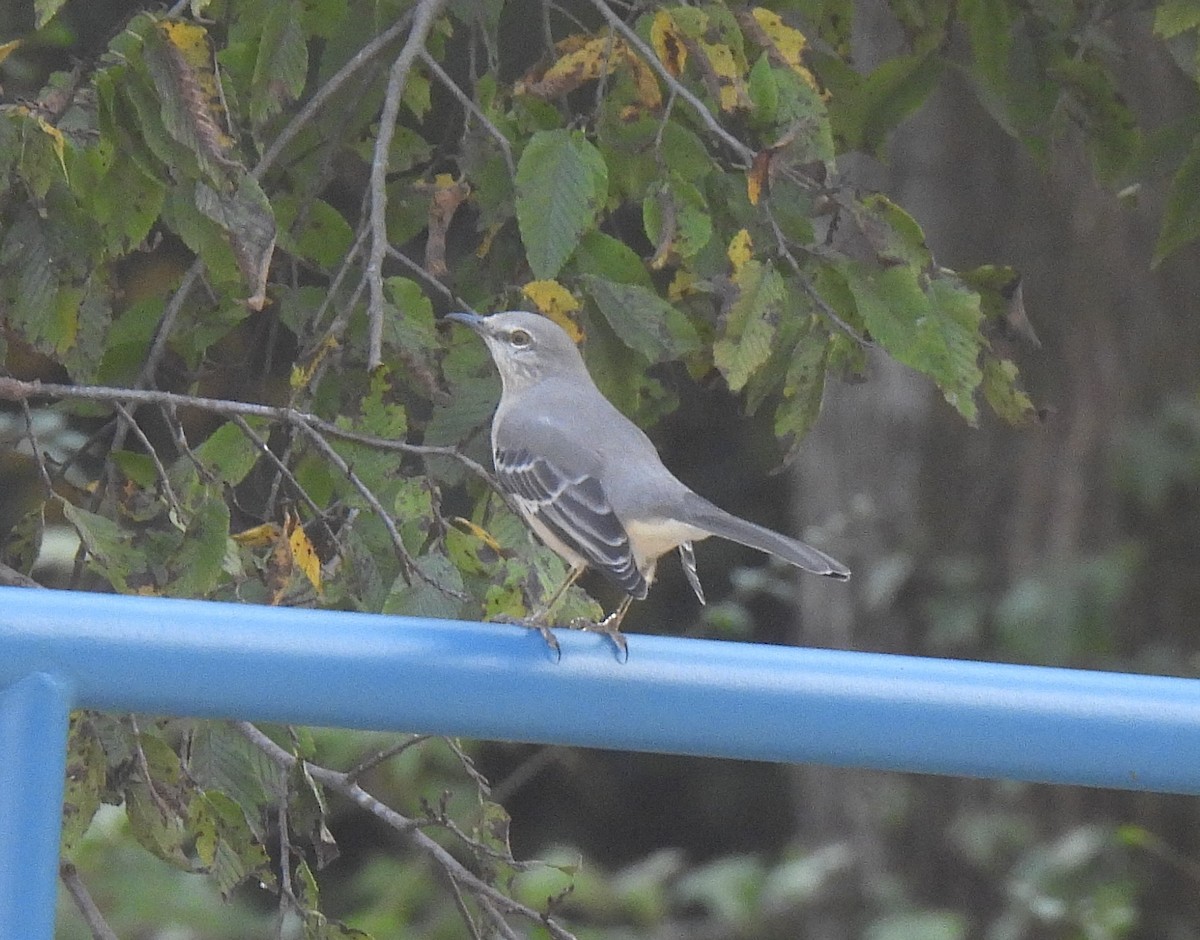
{"left": 515, "top": 129, "right": 609, "bottom": 278}
{"left": 981, "top": 356, "right": 1038, "bottom": 425}
{"left": 774, "top": 319, "right": 831, "bottom": 464}
{"left": 382, "top": 552, "right": 465, "bottom": 620}
{"left": 195, "top": 420, "right": 265, "bottom": 485}
{"left": 252, "top": 0, "right": 309, "bottom": 126}
{"left": 570, "top": 230, "right": 654, "bottom": 287}
{"left": 61, "top": 714, "right": 107, "bottom": 858}
{"left": 1155, "top": 0, "right": 1200, "bottom": 38}
{"left": 187, "top": 723, "right": 285, "bottom": 840}
{"left": 34, "top": 0, "right": 68, "bottom": 27}
{"left": 190, "top": 790, "right": 273, "bottom": 898}
{"left": 61, "top": 502, "right": 145, "bottom": 592}
{"left": 1154, "top": 134, "right": 1200, "bottom": 265}
{"left": 275, "top": 195, "right": 354, "bottom": 268}
{"left": 167, "top": 490, "right": 231, "bottom": 597}
{"left": 643, "top": 176, "right": 714, "bottom": 261}
{"left": 833, "top": 51, "right": 942, "bottom": 156}
{"left": 713, "top": 260, "right": 785, "bottom": 391}
{"left": 845, "top": 264, "right": 983, "bottom": 422}
{"left": 583, "top": 275, "right": 700, "bottom": 362}
{"left": 194, "top": 174, "right": 277, "bottom": 307}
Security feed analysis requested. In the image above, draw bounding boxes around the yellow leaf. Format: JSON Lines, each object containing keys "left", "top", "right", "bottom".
{"left": 232, "top": 522, "right": 281, "bottom": 548}
{"left": 291, "top": 335, "right": 339, "bottom": 389}
{"left": 449, "top": 517, "right": 503, "bottom": 554}
{"left": 26, "top": 111, "right": 69, "bottom": 183}
{"left": 651, "top": 10, "right": 687, "bottom": 76}
{"left": 727, "top": 229, "right": 753, "bottom": 274}
{"left": 286, "top": 515, "right": 321, "bottom": 593}
{"left": 623, "top": 47, "right": 663, "bottom": 109}
{"left": 522, "top": 281, "right": 584, "bottom": 341}
{"left": 699, "top": 41, "right": 751, "bottom": 111}
{"left": 667, "top": 270, "right": 696, "bottom": 301}
{"left": 744, "top": 8, "right": 822, "bottom": 95}
{"left": 0, "top": 39, "right": 22, "bottom": 67}
{"left": 476, "top": 221, "right": 503, "bottom": 259}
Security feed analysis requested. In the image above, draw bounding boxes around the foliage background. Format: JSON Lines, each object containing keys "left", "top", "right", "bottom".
{"left": 1, "top": 0, "right": 1199, "bottom": 937}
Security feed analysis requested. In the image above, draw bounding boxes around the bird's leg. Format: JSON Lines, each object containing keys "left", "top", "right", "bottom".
{"left": 578, "top": 594, "right": 633, "bottom": 661}
{"left": 508, "top": 563, "right": 586, "bottom": 657}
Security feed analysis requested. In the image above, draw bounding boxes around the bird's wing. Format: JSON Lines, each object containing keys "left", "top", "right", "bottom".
{"left": 495, "top": 447, "right": 648, "bottom": 599}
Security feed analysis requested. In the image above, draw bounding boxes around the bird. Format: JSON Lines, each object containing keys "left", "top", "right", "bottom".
{"left": 446, "top": 310, "right": 849, "bottom": 657}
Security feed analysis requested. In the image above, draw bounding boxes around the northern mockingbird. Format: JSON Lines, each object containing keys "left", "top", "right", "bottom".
{"left": 447, "top": 310, "right": 849, "bottom": 656}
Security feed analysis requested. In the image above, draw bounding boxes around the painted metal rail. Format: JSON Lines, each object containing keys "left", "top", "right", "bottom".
{"left": 3, "top": 587, "right": 1199, "bottom": 938}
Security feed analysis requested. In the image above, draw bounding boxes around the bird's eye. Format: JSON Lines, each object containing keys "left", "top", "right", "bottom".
{"left": 509, "top": 329, "right": 532, "bottom": 348}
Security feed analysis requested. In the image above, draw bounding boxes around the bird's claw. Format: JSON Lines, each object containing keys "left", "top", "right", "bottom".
{"left": 494, "top": 614, "right": 561, "bottom": 661}
{"left": 569, "top": 615, "right": 629, "bottom": 662}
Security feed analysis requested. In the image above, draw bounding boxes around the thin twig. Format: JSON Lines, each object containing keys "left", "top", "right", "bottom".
{"left": 253, "top": 13, "right": 417, "bottom": 181}
{"left": 420, "top": 49, "right": 515, "bottom": 177}
{"left": 345, "top": 734, "right": 433, "bottom": 782}
{"left": 763, "top": 206, "right": 872, "bottom": 346}
{"left": 0, "top": 378, "right": 494, "bottom": 484}
{"left": 290, "top": 418, "right": 423, "bottom": 589}
{"left": 60, "top": 863, "right": 120, "bottom": 940}
{"left": 385, "top": 245, "right": 472, "bottom": 309}
{"left": 584, "top": 0, "right": 754, "bottom": 166}
{"left": 234, "top": 722, "right": 579, "bottom": 940}
{"left": 366, "top": 0, "right": 451, "bottom": 370}
{"left": 112, "top": 401, "right": 186, "bottom": 521}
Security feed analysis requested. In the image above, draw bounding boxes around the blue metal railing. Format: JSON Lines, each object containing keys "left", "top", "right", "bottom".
{"left": 3, "top": 586, "right": 1200, "bottom": 938}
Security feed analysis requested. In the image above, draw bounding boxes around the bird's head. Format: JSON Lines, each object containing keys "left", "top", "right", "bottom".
{"left": 445, "top": 311, "right": 589, "bottom": 392}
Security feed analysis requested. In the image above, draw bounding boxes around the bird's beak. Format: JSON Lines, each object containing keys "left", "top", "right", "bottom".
{"left": 444, "top": 311, "right": 486, "bottom": 331}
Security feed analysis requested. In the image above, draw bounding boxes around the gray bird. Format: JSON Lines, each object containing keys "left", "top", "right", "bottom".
{"left": 446, "top": 310, "right": 849, "bottom": 656}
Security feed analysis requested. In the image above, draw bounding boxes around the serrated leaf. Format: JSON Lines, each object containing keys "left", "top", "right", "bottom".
{"left": 846, "top": 264, "right": 983, "bottom": 422}
{"left": 583, "top": 275, "right": 700, "bottom": 362}
{"left": 275, "top": 195, "right": 354, "bottom": 268}
{"left": 382, "top": 551, "right": 465, "bottom": 620}
{"left": 125, "top": 779, "right": 190, "bottom": 868}
{"left": 194, "top": 174, "right": 276, "bottom": 309}
{"left": 252, "top": 0, "right": 308, "bottom": 126}
{"left": 515, "top": 129, "right": 608, "bottom": 278}
{"left": 195, "top": 420, "right": 265, "bottom": 485}
{"left": 774, "top": 321, "right": 831, "bottom": 464}
{"left": 61, "top": 714, "right": 107, "bottom": 857}
{"left": 144, "top": 21, "right": 240, "bottom": 184}
{"left": 61, "top": 502, "right": 144, "bottom": 592}
{"left": 1154, "top": 134, "right": 1200, "bottom": 265}
{"left": 713, "top": 260, "right": 785, "bottom": 390}
{"left": 187, "top": 723, "right": 285, "bottom": 840}
{"left": 167, "top": 490, "right": 231, "bottom": 597}
{"left": 190, "top": 790, "right": 273, "bottom": 898}
{"left": 982, "top": 356, "right": 1038, "bottom": 425}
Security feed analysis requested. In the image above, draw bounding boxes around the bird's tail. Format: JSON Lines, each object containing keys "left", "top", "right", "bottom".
{"left": 681, "top": 494, "right": 850, "bottom": 580}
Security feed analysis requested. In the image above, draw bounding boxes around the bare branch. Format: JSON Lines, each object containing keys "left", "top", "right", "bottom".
{"left": 366, "top": 0, "right": 451, "bottom": 370}
{"left": 583, "top": 0, "right": 755, "bottom": 166}
{"left": 234, "top": 722, "right": 580, "bottom": 940}
{"left": 60, "top": 863, "right": 120, "bottom": 940}
{"left": 420, "top": 50, "right": 515, "bottom": 178}
{"left": 0, "top": 377, "right": 494, "bottom": 484}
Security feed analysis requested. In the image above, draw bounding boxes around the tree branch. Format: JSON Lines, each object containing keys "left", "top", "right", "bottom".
{"left": 60, "top": 862, "right": 120, "bottom": 940}
{"left": 233, "top": 721, "right": 579, "bottom": 940}
{"left": 583, "top": 0, "right": 755, "bottom": 166}
{"left": 366, "top": 0, "right": 451, "bottom": 371}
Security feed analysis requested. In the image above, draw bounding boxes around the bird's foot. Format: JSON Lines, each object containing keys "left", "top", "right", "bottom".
{"left": 494, "top": 614, "right": 561, "bottom": 661}
{"left": 569, "top": 614, "right": 629, "bottom": 662}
